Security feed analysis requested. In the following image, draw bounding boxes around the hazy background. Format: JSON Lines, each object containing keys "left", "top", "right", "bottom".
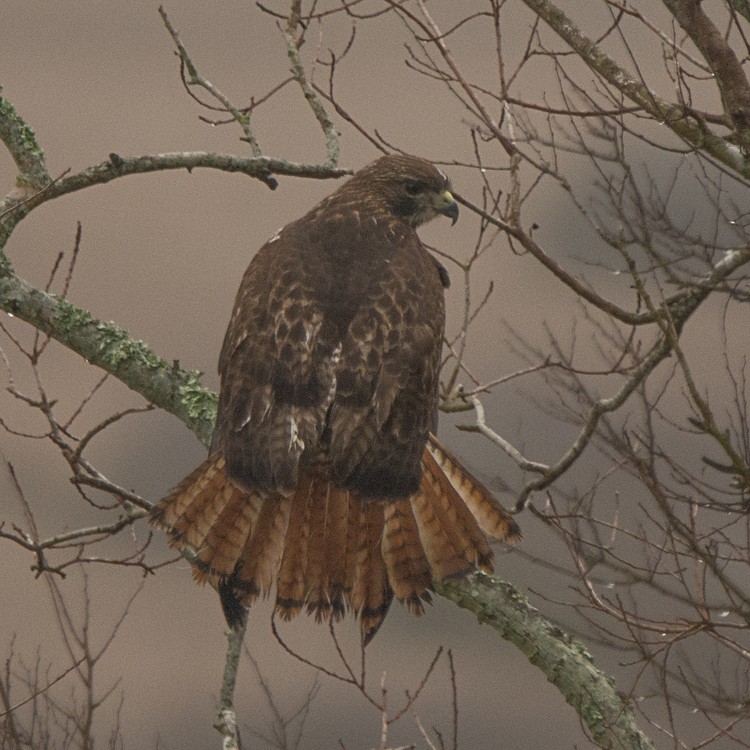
{"left": 0, "top": 3, "right": 722, "bottom": 748}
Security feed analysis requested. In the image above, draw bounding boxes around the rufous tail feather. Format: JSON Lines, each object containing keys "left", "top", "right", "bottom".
{"left": 150, "top": 437, "right": 519, "bottom": 643}
{"left": 382, "top": 499, "right": 432, "bottom": 613}
{"left": 425, "top": 434, "right": 521, "bottom": 543}
{"left": 275, "top": 474, "right": 314, "bottom": 621}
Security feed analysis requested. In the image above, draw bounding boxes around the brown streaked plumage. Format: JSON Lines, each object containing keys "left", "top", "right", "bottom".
{"left": 151, "top": 155, "right": 520, "bottom": 643}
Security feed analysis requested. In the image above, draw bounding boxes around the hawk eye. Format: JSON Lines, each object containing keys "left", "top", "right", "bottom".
{"left": 404, "top": 180, "right": 424, "bottom": 196}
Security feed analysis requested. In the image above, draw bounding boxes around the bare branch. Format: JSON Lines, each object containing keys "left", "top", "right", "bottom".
{"left": 283, "top": 2, "right": 341, "bottom": 168}
{"left": 519, "top": 0, "right": 749, "bottom": 174}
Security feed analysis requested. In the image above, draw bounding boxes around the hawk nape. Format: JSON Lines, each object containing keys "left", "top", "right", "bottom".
{"left": 151, "top": 155, "right": 520, "bottom": 644}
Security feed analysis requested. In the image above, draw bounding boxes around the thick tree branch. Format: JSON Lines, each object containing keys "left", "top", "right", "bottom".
{"left": 436, "top": 574, "right": 655, "bottom": 750}
{"left": 0, "top": 92, "right": 49, "bottom": 191}
{"left": 729, "top": 0, "right": 750, "bottom": 24}
{"left": 520, "top": 0, "right": 750, "bottom": 176}
{"left": 0, "top": 270, "right": 217, "bottom": 446}
{"left": 663, "top": 0, "right": 750, "bottom": 152}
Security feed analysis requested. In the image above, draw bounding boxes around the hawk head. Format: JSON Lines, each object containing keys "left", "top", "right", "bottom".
{"left": 346, "top": 154, "right": 459, "bottom": 228}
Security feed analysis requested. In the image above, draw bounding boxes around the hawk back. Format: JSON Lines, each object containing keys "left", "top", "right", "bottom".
{"left": 214, "top": 189, "right": 445, "bottom": 498}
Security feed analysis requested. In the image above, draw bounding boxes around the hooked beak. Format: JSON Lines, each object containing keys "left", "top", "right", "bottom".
{"left": 436, "top": 189, "right": 459, "bottom": 225}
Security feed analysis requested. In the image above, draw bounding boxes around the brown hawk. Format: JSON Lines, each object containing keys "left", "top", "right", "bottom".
{"left": 151, "top": 155, "right": 520, "bottom": 643}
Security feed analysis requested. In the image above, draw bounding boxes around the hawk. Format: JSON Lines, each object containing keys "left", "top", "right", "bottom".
{"left": 151, "top": 155, "right": 520, "bottom": 643}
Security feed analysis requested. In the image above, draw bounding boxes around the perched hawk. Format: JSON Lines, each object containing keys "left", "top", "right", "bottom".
{"left": 151, "top": 155, "right": 520, "bottom": 643}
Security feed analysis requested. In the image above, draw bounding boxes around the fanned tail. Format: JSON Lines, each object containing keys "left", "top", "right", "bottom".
{"left": 425, "top": 434, "right": 522, "bottom": 544}
{"left": 150, "top": 439, "right": 519, "bottom": 643}
{"left": 150, "top": 454, "right": 264, "bottom": 588}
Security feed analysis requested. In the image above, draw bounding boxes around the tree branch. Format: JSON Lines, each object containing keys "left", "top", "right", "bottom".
{"left": 0, "top": 92, "right": 49, "bottom": 191}
{"left": 0, "top": 269, "right": 217, "bottom": 446}
{"left": 663, "top": 0, "right": 750, "bottom": 152}
{"left": 520, "top": 0, "right": 750, "bottom": 176}
{"left": 436, "top": 573, "right": 656, "bottom": 750}
{"left": 283, "top": 1, "right": 341, "bottom": 168}
{"left": 215, "top": 623, "right": 246, "bottom": 750}
{"left": 5, "top": 151, "right": 350, "bottom": 216}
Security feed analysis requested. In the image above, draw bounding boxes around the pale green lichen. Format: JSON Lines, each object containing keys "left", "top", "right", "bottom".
{"left": 93, "top": 323, "right": 163, "bottom": 369}
{"left": 178, "top": 374, "right": 218, "bottom": 424}
{"left": 52, "top": 300, "right": 161, "bottom": 371}
{"left": 0, "top": 96, "right": 46, "bottom": 166}
{"left": 52, "top": 298, "right": 95, "bottom": 334}
{"left": 572, "top": 641, "right": 595, "bottom": 663}
{"left": 0, "top": 250, "right": 12, "bottom": 275}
